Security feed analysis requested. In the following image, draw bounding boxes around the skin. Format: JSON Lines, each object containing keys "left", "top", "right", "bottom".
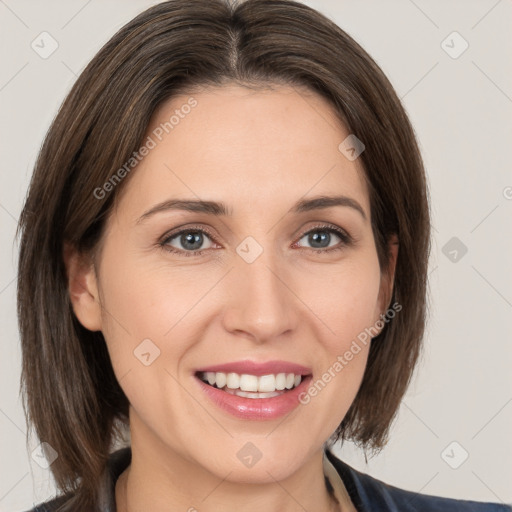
{"left": 65, "top": 84, "right": 398, "bottom": 512}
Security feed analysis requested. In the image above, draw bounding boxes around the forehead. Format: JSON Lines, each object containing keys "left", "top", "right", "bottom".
{"left": 116, "top": 84, "right": 369, "bottom": 219}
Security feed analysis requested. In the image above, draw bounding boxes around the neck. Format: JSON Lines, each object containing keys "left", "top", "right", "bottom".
{"left": 115, "top": 414, "right": 341, "bottom": 512}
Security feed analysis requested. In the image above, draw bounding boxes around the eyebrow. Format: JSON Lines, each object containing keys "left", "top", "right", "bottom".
{"left": 136, "top": 194, "right": 367, "bottom": 224}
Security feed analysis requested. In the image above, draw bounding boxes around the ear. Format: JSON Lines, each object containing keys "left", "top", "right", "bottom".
{"left": 374, "top": 234, "right": 399, "bottom": 331}
{"left": 63, "top": 242, "right": 103, "bottom": 332}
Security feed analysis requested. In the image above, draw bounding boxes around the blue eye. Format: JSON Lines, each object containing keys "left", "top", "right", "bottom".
{"left": 161, "top": 229, "right": 214, "bottom": 256}
{"left": 159, "top": 223, "right": 353, "bottom": 257}
{"left": 297, "top": 228, "right": 346, "bottom": 251}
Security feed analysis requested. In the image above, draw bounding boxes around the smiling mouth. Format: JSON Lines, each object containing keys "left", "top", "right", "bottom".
{"left": 196, "top": 371, "right": 308, "bottom": 399}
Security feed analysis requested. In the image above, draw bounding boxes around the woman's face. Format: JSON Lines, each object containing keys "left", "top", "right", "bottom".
{"left": 73, "top": 84, "right": 395, "bottom": 482}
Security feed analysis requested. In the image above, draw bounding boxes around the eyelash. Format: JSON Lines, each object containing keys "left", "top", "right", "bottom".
{"left": 158, "top": 223, "right": 353, "bottom": 258}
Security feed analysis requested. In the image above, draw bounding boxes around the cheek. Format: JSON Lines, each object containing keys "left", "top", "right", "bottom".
{"left": 92, "top": 232, "right": 383, "bottom": 472}
{"left": 284, "top": 254, "right": 381, "bottom": 424}
{"left": 300, "top": 253, "right": 382, "bottom": 349}
{"left": 98, "top": 235, "right": 382, "bottom": 371}
{"left": 95, "top": 256, "right": 204, "bottom": 433}
{"left": 98, "top": 242, "right": 203, "bottom": 338}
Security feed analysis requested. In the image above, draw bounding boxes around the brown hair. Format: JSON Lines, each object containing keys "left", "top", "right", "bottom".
{"left": 16, "top": 0, "right": 430, "bottom": 509}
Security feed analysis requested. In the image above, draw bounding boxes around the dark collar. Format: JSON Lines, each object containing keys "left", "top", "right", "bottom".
{"left": 32, "top": 446, "right": 512, "bottom": 512}
{"left": 97, "top": 447, "right": 360, "bottom": 512}
{"left": 97, "top": 447, "right": 363, "bottom": 511}
{"left": 98, "top": 446, "right": 132, "bottom": 512}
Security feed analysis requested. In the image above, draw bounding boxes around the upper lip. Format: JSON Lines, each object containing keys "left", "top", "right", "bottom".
{"left": 195, "top": 360, "right": 312, "bottom": 376}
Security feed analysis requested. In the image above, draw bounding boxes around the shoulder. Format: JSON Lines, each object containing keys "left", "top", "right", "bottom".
{"left": 21, "top": 492, "right": 73, "bottom": 512}
{"left": 325, "top": 449, "right": 512, "bottom": 512}
{"left": 22, "top": 448, "right": 512, "bottom": 512}
{"left": 22, "top": 446, "right": 131, "bottom": 512}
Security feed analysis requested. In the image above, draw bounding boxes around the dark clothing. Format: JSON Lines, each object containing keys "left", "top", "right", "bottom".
{"left": 26, "top": 446, "right": 512, "bottom": 511}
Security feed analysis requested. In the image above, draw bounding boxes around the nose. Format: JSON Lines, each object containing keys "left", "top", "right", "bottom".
{"left": 221, "top": 251, "right": 299, "bottom": 344}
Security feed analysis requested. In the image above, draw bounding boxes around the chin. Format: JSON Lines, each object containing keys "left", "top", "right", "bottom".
{"left": 193, "top": 439, "right": 313, "bottom": 484}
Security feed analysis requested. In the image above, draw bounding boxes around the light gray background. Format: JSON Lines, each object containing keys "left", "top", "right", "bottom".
{"left": 1, "top": 0, "right": 511, "bottom": 510}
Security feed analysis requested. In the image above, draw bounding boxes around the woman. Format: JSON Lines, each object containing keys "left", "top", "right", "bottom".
{"left": 16, "top": 0, "right": 510, "bottom": 511}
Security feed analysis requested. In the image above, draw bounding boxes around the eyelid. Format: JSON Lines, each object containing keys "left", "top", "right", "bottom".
{"left": 159, "top": 221, "right": 353, "bottom": 256}
{"left": 158, "top": 223, "right": 220, "bottom": 256}
{"left": 159, "top": 223, "right": 218, "bottom": 244}
{"left": 296, "top": 222, "right": 352, "bottom": 244}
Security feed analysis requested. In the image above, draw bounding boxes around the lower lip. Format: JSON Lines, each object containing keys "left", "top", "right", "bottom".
{"left": 195, "top": 375, "right": 312, "bottom": 420}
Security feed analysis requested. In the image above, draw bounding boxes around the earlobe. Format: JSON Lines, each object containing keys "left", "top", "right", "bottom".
{"left": 62, "top": 242, "right": 103, "bottom": 332}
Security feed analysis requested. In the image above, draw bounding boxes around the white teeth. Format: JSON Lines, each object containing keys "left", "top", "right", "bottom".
{"left": 199, "top": 371, "right": 304, "bottom": 393}
{"left": 215, "top": 372, "right": 226, "bottom": 388}
{"left": 275, "top": 373, "right": 286, "bottom": 390}
{"left": 258, "top": 374, "right": 276, "bottom": 392}
{"left": 224, "top": 388, "right": 282, "bottom": 399}
{"left": 239, "top": 374, "right": 259, "bottom": 392}
{"left": 226, "top": 372, "right": 240, "bottom": 389}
